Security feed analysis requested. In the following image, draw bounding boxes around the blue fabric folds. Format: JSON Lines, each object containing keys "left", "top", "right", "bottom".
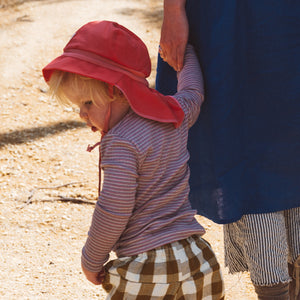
{"left": 156, "top": 0, "right": 300, "bottom": 224}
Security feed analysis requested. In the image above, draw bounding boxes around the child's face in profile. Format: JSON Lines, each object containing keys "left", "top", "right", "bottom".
{"left": 62, "top": 83, "right": 108, "bottom": 133}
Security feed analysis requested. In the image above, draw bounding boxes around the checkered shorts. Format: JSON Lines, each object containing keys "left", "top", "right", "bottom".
{"left": 102, "top": 235, "right": 224, "bottom": 299}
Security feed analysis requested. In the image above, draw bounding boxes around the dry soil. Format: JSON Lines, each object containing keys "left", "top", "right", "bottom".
{"left": 0, "top": 1, "right": 256, "bottom": 299}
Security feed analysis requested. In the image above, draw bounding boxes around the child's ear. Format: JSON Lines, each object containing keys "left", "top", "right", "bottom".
{"left": 108, "top": 85, "right": 123, "bottom": 99}
{"left": 108, "top": 84, "right": 114, "bottom": 99}
{"left": 114, "top": 87, "right": 124, "bottom": 99}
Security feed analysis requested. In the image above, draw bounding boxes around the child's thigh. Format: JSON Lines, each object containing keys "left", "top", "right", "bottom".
{"left": 103, "top": 273, "right": 180, "bottom": 299}
{"left": 103, "top": 271, "right": 224, "bottom": 300}
{"left": 175, "top": 265, "right": 224, "bottom": 300}
{"left": 102, "top": 235, "right": 224, "bottom": 299}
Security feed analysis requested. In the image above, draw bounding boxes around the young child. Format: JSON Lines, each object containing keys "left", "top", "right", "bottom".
{"left": 42, "top": 20, "right": 224, "bottom": 299}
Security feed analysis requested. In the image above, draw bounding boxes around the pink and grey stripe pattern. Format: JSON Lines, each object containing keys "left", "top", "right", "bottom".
{"left": 82, "top": 46, "right": 205, "bottom": 273}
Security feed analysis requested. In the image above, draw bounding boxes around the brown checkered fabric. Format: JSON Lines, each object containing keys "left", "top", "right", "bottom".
{"left": 102, "top": 235, "right": 224, "bottom": 299}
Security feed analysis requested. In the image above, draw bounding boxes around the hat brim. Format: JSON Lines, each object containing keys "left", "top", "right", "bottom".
{"left": 43, "top": 55, "right": 184, "bottom": 128}
{"left": 118, "top": 76, "right": 184, "bottom": 127}
{"left": 43, "top": 55, "right": 123, "bottom": 85}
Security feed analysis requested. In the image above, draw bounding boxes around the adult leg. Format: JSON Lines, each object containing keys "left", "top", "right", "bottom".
{"left": 254, "top": 282, "right": 289, "bottom": 300}
{"left": 224, "top": 211, "right": 291, "bottom": 299}
{"left": 285, "top": 207, "right": 300, "bottom": 300}
{"left": 289, "top": 256, "right": 300, "bottom": 300}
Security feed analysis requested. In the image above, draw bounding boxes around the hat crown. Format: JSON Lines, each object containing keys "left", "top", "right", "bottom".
{"left": 64, "top": 21, "right": 151, "bottom": 78}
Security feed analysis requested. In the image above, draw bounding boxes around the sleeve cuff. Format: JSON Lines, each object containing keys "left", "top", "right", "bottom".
{"left": 81, "top": 247, "right": 109, "bottom": 272}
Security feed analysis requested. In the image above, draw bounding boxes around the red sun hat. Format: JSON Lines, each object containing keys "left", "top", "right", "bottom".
{"left": 42, "top": 20, "right": 184, "bottom": 128}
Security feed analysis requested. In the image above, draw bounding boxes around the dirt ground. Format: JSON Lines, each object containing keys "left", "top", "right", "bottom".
{"left": 0, "top": 1, "right": 257, "bottom": 299}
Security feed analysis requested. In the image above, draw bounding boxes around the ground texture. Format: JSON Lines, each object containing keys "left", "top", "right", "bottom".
{"left": 0, "top": 1, "right": 256, "bottom": 299}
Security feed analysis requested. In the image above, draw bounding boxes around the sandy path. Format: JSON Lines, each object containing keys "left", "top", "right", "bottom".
{"left": 0, "top": 1, "right": 256, "bottom": 299}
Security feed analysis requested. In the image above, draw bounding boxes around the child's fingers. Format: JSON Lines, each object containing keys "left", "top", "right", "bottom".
{"left": 97, "top": 269, "right": 106, "bottom": 284}
{"left": 82, "top": 263, "right": 104, "bottom": 285}
{"left": 176, "top": 44, "right": 186, "bottom": 71}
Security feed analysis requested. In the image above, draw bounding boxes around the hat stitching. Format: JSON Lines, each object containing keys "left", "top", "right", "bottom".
{"left": 63, "top": 49, "right": 148, "bottom": 86}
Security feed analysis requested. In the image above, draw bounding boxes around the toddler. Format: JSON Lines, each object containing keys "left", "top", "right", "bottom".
{"left": 43, "top": 20, "right": 224, "bottom": 299}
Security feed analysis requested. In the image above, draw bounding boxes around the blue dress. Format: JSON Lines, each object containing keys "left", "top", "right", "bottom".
{"left": 156, "top": 0, "right": 300, "bottom": 224}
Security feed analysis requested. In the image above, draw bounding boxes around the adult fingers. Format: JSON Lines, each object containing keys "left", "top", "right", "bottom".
{"left": 159, "top": 4, "right": 189, "bottom": 71}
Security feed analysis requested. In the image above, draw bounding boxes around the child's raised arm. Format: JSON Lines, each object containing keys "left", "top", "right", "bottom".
{"left": 175, "top": 44, "right": 204, "bottom": 128}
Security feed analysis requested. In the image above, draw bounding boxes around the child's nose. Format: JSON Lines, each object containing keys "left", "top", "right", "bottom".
{"left": 79, "top": 109, "right": 88, "bottom": 120}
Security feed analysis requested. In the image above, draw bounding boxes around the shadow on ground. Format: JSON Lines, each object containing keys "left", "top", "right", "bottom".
{"left": 0, "top": 120, "right": 86, "bottom": 148}
{"left": 1, "top": 0, "right": 163, "bottom": 29}
{"left": 0, "top": 0, "right": 73, "bottom": 8}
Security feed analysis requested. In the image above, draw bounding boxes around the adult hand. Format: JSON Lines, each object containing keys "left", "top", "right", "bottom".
{"left": 159, "top": 0, "right": 188, "bottom": 71}
{"left": 81, "top": 263, "right": 105, "bottom": 285}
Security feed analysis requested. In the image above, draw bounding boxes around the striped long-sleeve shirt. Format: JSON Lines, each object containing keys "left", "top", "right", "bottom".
{"left": 82, "top": 46, "right": 205, "bottom": 272}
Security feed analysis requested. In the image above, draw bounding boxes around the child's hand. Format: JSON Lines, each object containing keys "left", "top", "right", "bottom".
{"left": 81, "top": 263, "right": 105, "bottom": 285}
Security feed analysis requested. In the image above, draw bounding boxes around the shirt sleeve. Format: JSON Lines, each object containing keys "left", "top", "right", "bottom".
{"left": 81, "top": 135, "right": 138, "bottom": 272}
{"left": 175, "top": 44, "right": 205, "bottom": 128}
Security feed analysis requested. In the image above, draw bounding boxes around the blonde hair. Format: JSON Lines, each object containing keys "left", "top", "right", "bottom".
{"left": 48, "top": 71, "right": 125, "bottom": 107}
